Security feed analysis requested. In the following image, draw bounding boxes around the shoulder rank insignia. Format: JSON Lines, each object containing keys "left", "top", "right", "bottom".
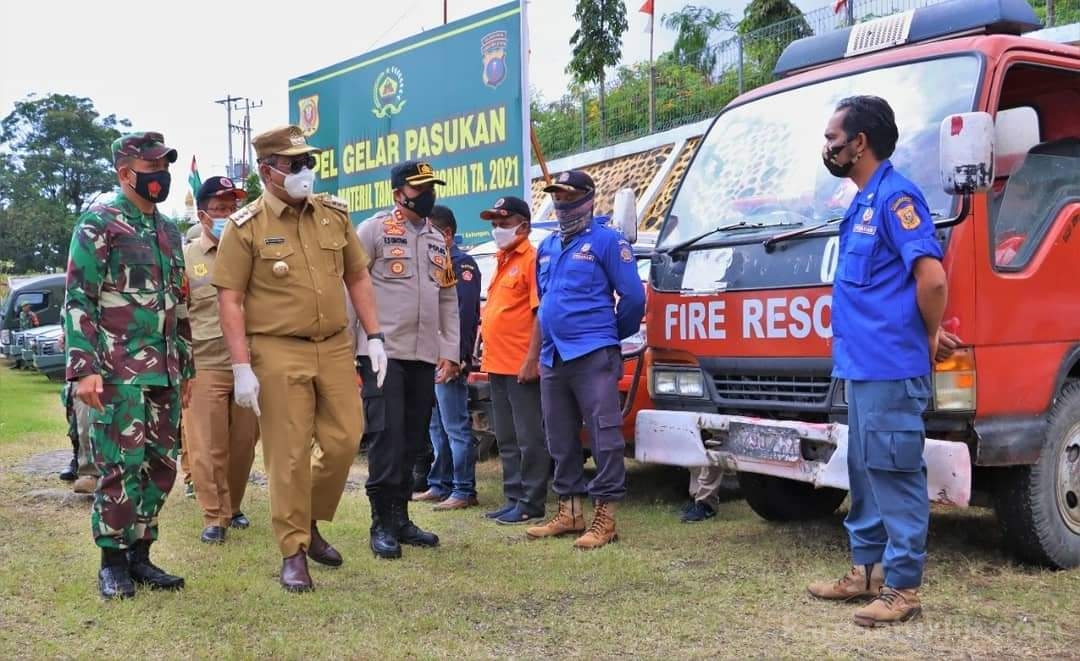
{"left": 230, "top": 203, "right": 258, "bottom": 227}
{"left": 316, "top": 192, "right": 349, "bottom": 213}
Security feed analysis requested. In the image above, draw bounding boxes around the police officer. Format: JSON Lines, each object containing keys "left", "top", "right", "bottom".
{"left": 805, "top": 96, "right": 957, "bottom": 627}
{"left": 355, "top": 160, "right": 460, "bottom": 560}
{"left": 184, "top": 176, "right": 259, "bottom": 544}
{"left": 64, "top": 131, "right": 191, "bottom": 599}
{"left": 524, "top": 170, "right": 645, "bottom": 550}
{"left": 213, "top": 125, "right": 386, "bottom": 593}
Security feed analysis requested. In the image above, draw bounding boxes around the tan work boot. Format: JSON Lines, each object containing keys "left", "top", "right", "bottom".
{"left": 807, "top": 563, "right": 884, "bottom": 601}
{"left": 72, "top": 475, "right": 96, "bottom": 494}
{"left": 526, "top": 496, "right": 585, "bottom": 539}
{"left": 853, "top": 586, "right": 922, "bottom": 627}
{"left": 573, "top": 501, "right": 618, "bottom": 550}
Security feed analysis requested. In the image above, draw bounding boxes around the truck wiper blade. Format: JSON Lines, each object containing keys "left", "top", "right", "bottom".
{"left": 662, "top": 220, "right": 803, "bottom": 254}
{"left": 762, "top": 216, "right": 843, "bottom": 252}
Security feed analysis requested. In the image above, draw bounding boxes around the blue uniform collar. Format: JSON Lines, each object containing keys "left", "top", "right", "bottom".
{"left": 854, "top": 160, "right": 893, "bottom": 207}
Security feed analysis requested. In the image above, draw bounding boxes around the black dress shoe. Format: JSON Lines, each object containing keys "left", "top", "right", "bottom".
{"left": 200, "top": 526, "right": 226, "bottom": 544}
{"left": 229, "top": 512, "right": 250, "bottom": 529}
{"left": 127, "top": 542, "right": 185, "bottom": 590}
{"left": 98, "top": 565, "right": 136, "bottom": 599}
{"left": 59, "top": 457, "right": 78, "bottom": 482}
{"left": 307, "top": 522, "right": 343, "bottom": 567}
{"left": 280, "top": 552, "right": 314, "bottom": 592}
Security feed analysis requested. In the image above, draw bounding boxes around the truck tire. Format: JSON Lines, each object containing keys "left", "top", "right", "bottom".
{"left": 738, "top": 472, "right": 847, "bottom": 522}
{"left": 993, "top": 383, "right": 1080, "bottom": 569}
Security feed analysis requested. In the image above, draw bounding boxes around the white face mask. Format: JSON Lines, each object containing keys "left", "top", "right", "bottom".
{"left": 273, "top": 166, "right": 315, "bottom": 199}
{"left": 491, "top": 224, "right": 522, "bottom": 250}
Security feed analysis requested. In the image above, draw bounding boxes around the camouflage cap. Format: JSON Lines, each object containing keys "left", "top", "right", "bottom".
{"left": 111, "top": 131, "right": 178, "bottom": 165}
{"left": 253, "top": 125, "right": 322, "bottom": 159}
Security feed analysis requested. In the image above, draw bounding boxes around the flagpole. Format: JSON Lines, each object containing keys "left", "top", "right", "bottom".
{"left": 648, "top": 11, "right": 655, "bottom": 133}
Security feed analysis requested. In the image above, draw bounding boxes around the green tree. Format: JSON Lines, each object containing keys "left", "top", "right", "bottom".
{"left": 244, "top": 172, "right": 262, "bottom": 206}
{"left": 567, "top": 0, "right": 629, "bottom": 141}
{"left": 737, "top": 0, "right": 812, "bottom": 86}
{"left": 662, "top": 5, "right": 735, "bottom": 80}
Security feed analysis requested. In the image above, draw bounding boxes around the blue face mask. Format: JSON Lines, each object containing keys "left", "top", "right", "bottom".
{"left": 210, "top": 218, "right": 228, "bottom": 239}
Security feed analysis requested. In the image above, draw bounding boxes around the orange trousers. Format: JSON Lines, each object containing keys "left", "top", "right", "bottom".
{"left": 184, "top": 369, "right": 259, "bottom": 527}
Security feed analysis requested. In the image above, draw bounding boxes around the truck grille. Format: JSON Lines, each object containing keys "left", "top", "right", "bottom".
{"left": 711, "top": 373, "right": 832, "bottom": 406}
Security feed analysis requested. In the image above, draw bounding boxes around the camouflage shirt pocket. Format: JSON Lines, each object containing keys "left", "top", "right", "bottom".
{"left": 113, "top": 235, "right": 161, "bottom": 292}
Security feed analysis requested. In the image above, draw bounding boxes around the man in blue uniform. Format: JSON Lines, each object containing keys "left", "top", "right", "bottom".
{"left": 806, "top": 96, "right": 955, "bottom": 627}
{"left": 524, "top": 170, "right": 645, "bottom": 550}
{"left": 414, "top": 205, "right": 483, "bottom": 510}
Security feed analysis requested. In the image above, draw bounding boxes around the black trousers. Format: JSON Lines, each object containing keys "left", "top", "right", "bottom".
{"left": 359, "top": 357, "right": 436, "bottom": 500}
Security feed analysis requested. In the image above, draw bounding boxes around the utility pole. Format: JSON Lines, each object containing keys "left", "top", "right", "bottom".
{"left": 214, "top": 95, "right": 242, "bottom": 177}
{"left": 232, "top": 97, "right": 263, "bottom": 180}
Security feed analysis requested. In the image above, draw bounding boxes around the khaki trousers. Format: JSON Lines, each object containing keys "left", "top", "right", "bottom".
{"left": 250, "top": 331, "right": 363, "bottom": 557}
{"left": 184, "top": 369, "right": 259, "bottom": 527}
{"left": 688, "top": 465, "right": 726, "bottom": 510}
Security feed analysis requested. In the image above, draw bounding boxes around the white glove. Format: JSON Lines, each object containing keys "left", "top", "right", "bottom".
{"left": 368, "top": 338, "right": 388, "bottom": 389}
{"left": 232, "top": 363, "right": 261, "bottom": 417}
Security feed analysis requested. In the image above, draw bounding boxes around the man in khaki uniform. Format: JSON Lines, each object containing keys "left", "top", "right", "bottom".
{"left": 213, "top": 125, "right": 386, "bottom": 593}
{"left": 184, "top": 176, "right": 260, "bottom": 544}
{"left": 355, "top": 160, "right": 459, "bottom": 560}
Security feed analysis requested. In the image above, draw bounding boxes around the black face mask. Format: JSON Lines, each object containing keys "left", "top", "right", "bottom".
{"left": 129, "top": 169, "right": 172, "bottom": 202}
{"left": 822, "top": 140, "right": 855, "bottom": 178}
{"left": 400, "top": 188, "right": 436, "bottom": 218}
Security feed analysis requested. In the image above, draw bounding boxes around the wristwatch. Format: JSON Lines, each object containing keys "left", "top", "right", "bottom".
{"left": 367, "top": 332, "right": 385, "bottom": 342}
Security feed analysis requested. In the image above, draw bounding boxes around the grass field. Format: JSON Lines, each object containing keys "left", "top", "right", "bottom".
{"left": 1, "top": 366, "right": 1078, "bottom": 659}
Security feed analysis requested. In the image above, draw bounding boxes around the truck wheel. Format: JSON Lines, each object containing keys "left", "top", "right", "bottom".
{"left": 993, "top": 382, "right": 1080, "bottom": 569}
{"left": 738, "top": 472, "right": 847, "bottom": 522}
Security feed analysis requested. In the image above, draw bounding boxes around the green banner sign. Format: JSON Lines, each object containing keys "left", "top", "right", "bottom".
{"left": 288, "top": 1, "right": 528, "bottom": 245}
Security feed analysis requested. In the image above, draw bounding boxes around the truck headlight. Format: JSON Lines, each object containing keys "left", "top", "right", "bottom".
{"left": 651, "top": 368, "right": 706, "bottom": 398}
{"left": 934, "top": 348, "right": 976, "bottom": 411}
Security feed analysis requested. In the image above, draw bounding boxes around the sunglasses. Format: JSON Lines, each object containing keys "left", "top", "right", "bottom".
{"left": 275, "top": 155, "right": 317, "bottom": 174}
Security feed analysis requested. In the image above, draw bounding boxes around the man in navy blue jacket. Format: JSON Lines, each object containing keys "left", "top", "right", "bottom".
{"left": 414, "top": 205, "right": 483, "bottom": 510}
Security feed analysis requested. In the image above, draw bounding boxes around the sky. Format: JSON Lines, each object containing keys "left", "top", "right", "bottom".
{"left": 0, "top": 0, "right": 817, "bottom": 216}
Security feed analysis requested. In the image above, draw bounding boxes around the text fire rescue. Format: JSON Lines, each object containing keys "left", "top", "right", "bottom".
{"left": 663, "top": 295, "right": 832, "bottom": 341}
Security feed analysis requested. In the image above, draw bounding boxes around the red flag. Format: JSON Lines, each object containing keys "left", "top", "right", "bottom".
{"left": 639, "top": 0, "right": 654, "bottom": 33}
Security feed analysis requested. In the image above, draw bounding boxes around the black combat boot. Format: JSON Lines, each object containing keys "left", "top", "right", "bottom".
{"left": 369, "top": 495, "right": 401, "bottom": 560}
{"left": 127, "top": 540, "right": 185, "bottom": 590}
{"left": 394, "top": 497, "right": 439, "bottom": 547}
{"left": 98, "top": 548, "right": 135, "bottom": 600}
{"left": 59, "top": 455, "right": 78, "bottom": 482}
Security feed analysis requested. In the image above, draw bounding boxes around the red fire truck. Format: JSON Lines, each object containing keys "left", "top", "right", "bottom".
{"left": 634, "top": 0, "right": 1080, "bottom": 568}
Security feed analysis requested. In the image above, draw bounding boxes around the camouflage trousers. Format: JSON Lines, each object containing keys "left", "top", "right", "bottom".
{"left": 89, "top": 384, "right": 180, "bottom": 550}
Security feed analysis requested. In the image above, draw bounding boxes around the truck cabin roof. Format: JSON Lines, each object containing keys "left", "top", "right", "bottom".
{"left": 773, "top": 0, "right": 1042, "bottom": 78}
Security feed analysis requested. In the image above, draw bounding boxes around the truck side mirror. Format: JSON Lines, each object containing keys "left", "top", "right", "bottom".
{"left": 939, "top": 112, "right": 995, "bottom": 194}
{"left": 612, "top": 187, "right": 638, "bottom": 244}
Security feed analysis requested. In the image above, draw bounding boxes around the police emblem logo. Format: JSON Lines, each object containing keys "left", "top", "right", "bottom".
{"left": 620, "top": 246, "right": 633, "bottom": 263}
{"left": 193, "top": 263, "right": 209, "bottom": 277}
{"left": 419, "top": 162, "right": 433, "bottom": 176}
{"left": 389, "top": 260, "right": 406, "bottom": 275}
{"left": 862, "top": 208, "right": 873, "bottom": 223}
{"left": 891, "top": 196, "right": 921, "bottom": 230}
{"left": 372, "top": 66, "right": 406, "bottom": 118}
{"left": 462, "top": 269, "right": 473, "bottom": 281}
{"left": 558, "top": 172, "right": 570, "bottom": 183}
{"left": 298, "top": 95, "right": 320, "bottom": 137}
{"left": 481, "top": 30, "right": 508, "bottom": 89}
{"left": 390, "top": 247, "right": 405, "bottom": 257}
{"left": 221, "top": 177, "right": 233, "bottom": 188}
{"left": 432, "top": 254, "right": 446, "bottom": 267}
{"left": 494, "top": 198, "right": 505, "bottom": 208}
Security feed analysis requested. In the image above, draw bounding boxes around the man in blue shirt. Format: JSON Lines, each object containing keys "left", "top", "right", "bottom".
{"left": 806, "top": 96, "right": 956, "bottom": 627}
{"left": 524, "top": 170, "right": 645, "bottom": 550}
{"left": 414, "top": 205, "right": 483, "bottom": 510}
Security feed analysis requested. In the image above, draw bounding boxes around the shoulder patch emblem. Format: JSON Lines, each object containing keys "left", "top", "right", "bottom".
{"left": 230, "top": 205, "right": 257, "bottom": 227}
{"left": 620, "top": 245, "right": 633, "bottom": 263}
{"left": 193, "top": 263, "right": 209, "bottom": 277}
{"left": 317, "top": 193, "right": 349, "bottom": 213}
{"left": 891, "top": 195, "right": 920, "bottom": 230}
{"left": 462, "top": 269, "right": 473, "bottom": 281}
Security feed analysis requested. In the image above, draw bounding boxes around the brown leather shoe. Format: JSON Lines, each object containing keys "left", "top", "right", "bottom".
{"left": 412, "top": 489, "right": 448, "bottom": 502}
{"left": 280, "top": 552, "right": 314, "bottom": 593}
{"left": 73, "top": 475, "right": 96, "bottom": 494}
{"left": 853, "top": 587, "right": 922, "bottom": 627}
{"left": 307, "top": 521, "right": 343, "bottom": 567}
{"left": 807, "top": 563, "right": 884, "bottom": 601}
{"left": 432, "top": 496, "right": 479, "bottom": 511}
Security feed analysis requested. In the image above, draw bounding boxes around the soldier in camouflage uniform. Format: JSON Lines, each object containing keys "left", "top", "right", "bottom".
{"left": 64, "top": 131, "right": 194, "bottom": 599}
{"left": 18, "top": 302, "right": 39, "bottom": 329}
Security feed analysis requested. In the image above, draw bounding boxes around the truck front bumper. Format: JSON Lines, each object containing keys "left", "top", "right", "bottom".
{"left": 635, "top": 410, "right": 973, "bottom": 507}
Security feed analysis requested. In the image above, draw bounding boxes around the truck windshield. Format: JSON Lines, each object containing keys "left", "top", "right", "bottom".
{"left": 658, "top": 56, "right": 980, "bottom": 251}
